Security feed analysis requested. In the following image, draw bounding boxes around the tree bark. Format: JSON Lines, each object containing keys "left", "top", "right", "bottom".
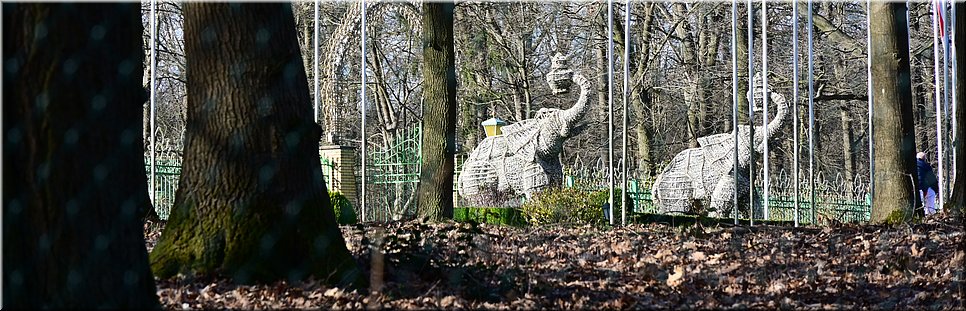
{"left": 595, "top": 9, "right": 609, "bottom": 131}
{"left": 3, "top": 3, "right": 160, "bottom": 308}
{"left": 736, "top": 5, "right": 750, "bottom": 125}
{"left": 840, "top": 104, "right": 856, "bottom": 186}
{"left": 417, "top": 2, "right": 457, "bottom": 222}
{"left": 632, "top": 3, "right": 657, "bottom": 177}
{"left": 149, "top": 3, "right": 362, "bottom": 286}
{"left": 950, "top": 1, "right": 965, "bottom": 220}
{"left": 672, "top": 3, "right": 702, "bottom": 148}
{"left": 869, "top": 2, "right": 918, "bottom": 223}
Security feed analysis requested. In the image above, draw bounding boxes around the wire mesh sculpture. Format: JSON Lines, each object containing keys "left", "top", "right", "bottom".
{"left": 651, "top": 74, "right": 788, "bottom": 218}
{"left": 458, "top": 54, "right": 592, "bottom": 206}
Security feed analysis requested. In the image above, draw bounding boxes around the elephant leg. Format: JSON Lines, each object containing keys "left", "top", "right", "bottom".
{"left": 709, "top": 176, "right": 735, "bottom": 218}
{"left": 710, "top": 173, "right": 752, "bottom": 219}
{"left": 653, "top": 172, "right": 692, "bottom": 214}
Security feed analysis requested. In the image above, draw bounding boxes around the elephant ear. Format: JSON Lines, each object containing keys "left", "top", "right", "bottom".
{"left": 696, "top": 133, "right": 736, "bottom": 174}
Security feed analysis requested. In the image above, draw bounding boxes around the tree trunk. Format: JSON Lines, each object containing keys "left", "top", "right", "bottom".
{"left": 149, "top": 3, "right": 362, "bottom": 286}
{"left": 417, "top": 2, "right": 457, "bottom": 222}
{"left": 3, "top": 3, "right": 160, "bottom": 308}
{"left": 596, "top": 33, "right": 609, "bottom": 130}
{"left": 634, "top": 89, "right": 656, "bottom": 177}
{"left": 869, "top": 2, "right": 918, "bottom": 223}
{"left": 840, "top": 104, "right": 856, "bottom": 186}
{"left": 672, "top": 3, "right": 701, "bottom": 148}
{"left": 632, "top": 2, "right": 657, "bottom": 177}
{"left": 736, "top": 6, "right": 750, "bottom": 125}
{"left": 949, "top": 1, "right": 965, "bottom": 220}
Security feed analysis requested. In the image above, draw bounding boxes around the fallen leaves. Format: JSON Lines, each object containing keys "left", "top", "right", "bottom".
{"left": 144, "top": 216, "right": 965, "bottom": 310}
{"left": 666, "top": 266, "right": 685, "bottom": 288}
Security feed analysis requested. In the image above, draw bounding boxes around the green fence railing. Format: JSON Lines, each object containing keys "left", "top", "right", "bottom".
{"left": 146, "top": 156, "right": 337, "bottom": 221}
{"left": 563, "top": 175, "right": 871, "bottom": 225}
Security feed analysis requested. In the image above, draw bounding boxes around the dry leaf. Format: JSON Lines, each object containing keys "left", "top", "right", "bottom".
{"left": 666, "top": 266, "right": 685, "bottom": 288}
{"left": 691, "top": 251, "right": 707, "bottom": 261}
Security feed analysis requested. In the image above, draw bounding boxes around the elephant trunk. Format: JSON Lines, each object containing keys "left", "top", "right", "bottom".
{"left": 760, "top": 90, "right": 788, "bottom": 149}
{"left": 560, "top": 73, "right": 592, "bottom": 137}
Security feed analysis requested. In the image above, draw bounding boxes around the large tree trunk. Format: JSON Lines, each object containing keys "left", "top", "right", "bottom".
{"left": 3, "top": 3, "right": 160, "bottom": 308}
{"left": 149, "top": 3, "right": 362, "bottom": 286}
{"left": 417, "top": 2, "right": 457, "bottom": 222}
{"left": 950, "top": 1, "right": 966, "bottom": 220}
{"left": 869, "top": 2, "right": 918, "bottom": 223}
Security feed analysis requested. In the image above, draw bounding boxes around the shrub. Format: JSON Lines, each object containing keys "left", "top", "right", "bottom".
{"left": 520, "top": 187, "right": 606, "bottom": 226}
{"left": 454, "top": 207, "right": 525, "bottom": 226}
{"left": 329, "top": 191, "right": 357, "bottom": 225}
{"left": 587, "top": 189, "right": 630, "bottom": 220}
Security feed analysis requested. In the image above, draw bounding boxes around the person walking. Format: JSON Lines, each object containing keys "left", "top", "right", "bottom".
{"left": 916, "top": 152, "right": 940, "bottom": 215}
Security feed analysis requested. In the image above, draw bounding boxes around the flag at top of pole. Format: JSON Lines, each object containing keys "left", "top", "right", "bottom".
{"left": 936, "top": 0, "right": 946, "bottom": 37}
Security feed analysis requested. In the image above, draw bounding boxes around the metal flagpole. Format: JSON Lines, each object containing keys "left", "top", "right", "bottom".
{"left": 867, "top": 0, "right": 875, "bottom": 216}
{"left": 622, "top": 0, "right": 630, "bottom": 226}
{"left": 608, "top": 0, "right": 615, "bottom": 225}
{"left": 150, "top": 0, "right": 157, "bottom": 204}
{"left": 732, "top": 0, "right": 739, "bottom": 225}
{"left": 942, "top": 0, "right": 952, "bottom": 207}
{"left": 312, "top": 0, "right": 319, "bottom": 123}
{"left": 747, "top": 0, "right": 755, "bottom": 226}
{"left": 808, "top": 0, "right": 816, "bottom": 224}
{"left": 313, "top": 0, "right": 320, "bottom": 124}
{"left": 361, "top": 0, "right": 368, "bottom": 222}
{"left": 761, "top": 0, "right": 770, "bottom": 220}
{"left": 933, "top": 0, "right": 945, "bottom": 211}
{"left": 793, "top": 0, "right": 800, "bottom": 227}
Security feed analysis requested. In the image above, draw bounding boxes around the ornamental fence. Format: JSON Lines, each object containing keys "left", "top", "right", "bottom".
{"left": 146, "top": 152, "right": 870, "bottom": 225}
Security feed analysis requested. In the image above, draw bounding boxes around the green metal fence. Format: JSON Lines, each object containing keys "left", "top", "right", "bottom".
{"left": 365, "top": 125, "right": 422, "bottom": 222}
{"left": 146, "top": 150, "right": 871, "bottom": 225}
{"left": 563, "top": 170, "right": 871, "bottom": 225}
{"left": 146, "top": 156, "right": 337, "bottom": 221}
{"left": 145, "top": 156, "right": 181, "bottom": 220}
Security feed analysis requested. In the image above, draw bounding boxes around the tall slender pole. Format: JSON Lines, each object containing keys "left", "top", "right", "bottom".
{"left": 622, "top": 0, "right": 630, "bottom": 226}
{"left": 747, "top": 0, "right": 756, "bottom": 225}
{"left": 953, "top": 0, "right": 959, "bottom": 187}
{"left": 313, "top": 0, "right": 321, "bottom": 124}
{"left": 360, "top": 0, "right": 368, "bottom": 222}
{"left": 933, "top": 0, "right": 945, "bottom": 211}
{"left": 793, "top": 0, "right": 800, "bottom": 227}
{"left": 761, "top": 0, "right": 770, "bottom": 220}
{"left": 149, "top": 0, "right": 157, "bottom": 204}
{"left": 867, "top": 0, "right": 875, "bottom": 217}
{"left": 732, "top": 0, "right": 740, "bottom": 225}
{"left": 941, "top": 0, "right": 952, "bottom": 207}
{"left": 607, "top": 0, "right": 615, "bottom": 225}
{"left": 808, "top": 0, "right": 816, "bottom": 224}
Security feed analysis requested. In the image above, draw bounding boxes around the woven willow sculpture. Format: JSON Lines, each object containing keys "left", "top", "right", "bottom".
{"left": 458, "top": 54, "right": 591, "bottom": 206}
{"left": 651, "top": 74, "right": 788, "bottom": 218}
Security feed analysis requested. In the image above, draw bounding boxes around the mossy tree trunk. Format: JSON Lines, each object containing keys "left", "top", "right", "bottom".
{"left": 149, "top": 3, "right": 362, "bottom": 285}
{"left": 3, "top": 3, "right": 160, "bottom": 308}
{"left": 869, "top": 2, "right": 918, "bottom": 223}
{"left": 417, "top": 2, "right": 457, "bottom": 222}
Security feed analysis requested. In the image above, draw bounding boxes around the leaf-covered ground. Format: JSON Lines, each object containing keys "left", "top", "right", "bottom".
{"left": 145, "top": 215, "right": 964, "bottom": 309}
